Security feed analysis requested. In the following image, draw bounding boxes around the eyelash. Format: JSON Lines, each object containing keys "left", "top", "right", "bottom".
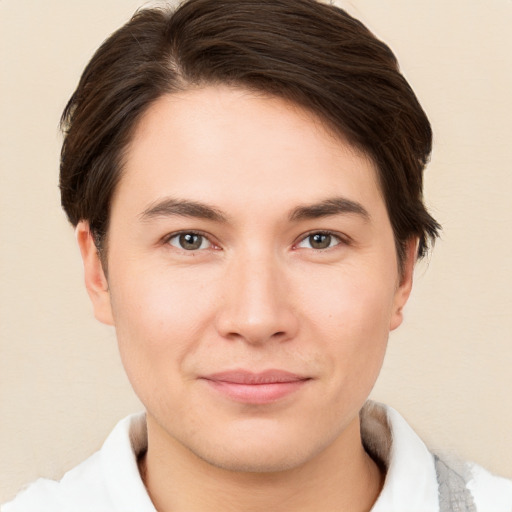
{"left": 293, "top": 230, "right": 349, "bottom": 251}
{"left": 162, "top": 229, "right": 349, "bottom": 252}
{"left": 163, "top": 230, "right": 218, "bottom": 252}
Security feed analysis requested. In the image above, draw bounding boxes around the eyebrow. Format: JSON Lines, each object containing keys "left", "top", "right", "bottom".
{"left": 139, "top": 196, "right": 369, "bottom": 224}
{"left": 140, "top": 198, "right": 228, "bottom": 223}
{"left": 289, "top": 197, "right": 370, "bottom": 222}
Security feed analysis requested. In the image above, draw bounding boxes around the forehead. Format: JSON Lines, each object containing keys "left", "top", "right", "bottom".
{"left": 114, "top": 85, "right": 384, "bottom": 219}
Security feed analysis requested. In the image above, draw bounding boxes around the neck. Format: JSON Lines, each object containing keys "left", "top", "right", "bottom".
{"left": 139, "top": 415, "right": 384, "bottom": 512}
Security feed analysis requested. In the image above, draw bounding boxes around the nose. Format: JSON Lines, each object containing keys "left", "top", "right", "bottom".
{"left": 214, "top": 251, "right": 299, "bottom": 345}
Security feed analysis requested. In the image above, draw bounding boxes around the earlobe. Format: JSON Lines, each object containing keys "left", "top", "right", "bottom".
{"left": 76, "top": 221, "right": 114, "bottom": 326}
{"left": 389, "top": 238, "right": 417, "bottom": 331}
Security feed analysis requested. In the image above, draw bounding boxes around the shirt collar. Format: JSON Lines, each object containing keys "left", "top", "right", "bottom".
{"left": 100, "top": 413, "right": 156, "bottom": 511}
{"left": 362, "top": 401, "right": 439, "bottom": 512}
{"left": 100, "top": 402, "right": 439, "bottom": 512}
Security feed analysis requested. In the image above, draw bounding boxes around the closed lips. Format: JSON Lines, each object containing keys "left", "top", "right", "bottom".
{"left": 203, "top": 370, "right": 310, "bottom": 384}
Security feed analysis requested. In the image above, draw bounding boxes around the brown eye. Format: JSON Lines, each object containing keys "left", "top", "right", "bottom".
{"left": 168, "top": 232, "right": 210, "bottom": 251}
{"left": 309, "top": 233, "right": 332, "bottom": 249}
{"left": 297, "top": 232, "right": 341, "bottom": 250}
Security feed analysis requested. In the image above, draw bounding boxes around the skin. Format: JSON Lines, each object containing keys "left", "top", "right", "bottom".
{"left": 77, "top": 86, "right": 416, "bottom": 512}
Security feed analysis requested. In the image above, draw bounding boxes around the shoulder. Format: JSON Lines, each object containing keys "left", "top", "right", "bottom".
{"left": 467, "top": 462, "right": 512, "bottom": 512}
{"left": 1, "top": 451, "right": 110, "bottom": 512}
{"left": 364, "top": 401, "right": 512, "bottom": 512}
{"left": 1, "top": 413, "right": 153, "bottom": 512}
{"left": 433, "top": 454, "right": 512, "bottom": 512}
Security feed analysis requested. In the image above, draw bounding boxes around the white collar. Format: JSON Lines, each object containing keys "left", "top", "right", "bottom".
{"left": 101, "top": 402, "right": 439, "bottom": 512}
{"left": 362, "top": 402, "right": 439, "bottom": 512}
{"left": 100, "top": 413, "right": 155, "bottom": 511}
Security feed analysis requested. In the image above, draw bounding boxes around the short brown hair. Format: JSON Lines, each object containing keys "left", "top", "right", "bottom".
{"left": 60, "top": 0, "right": 440, "bottom": 265}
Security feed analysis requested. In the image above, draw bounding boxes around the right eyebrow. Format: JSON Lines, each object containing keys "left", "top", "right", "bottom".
{"left": 139, "top": 198, "right": 229, "bottom": 223}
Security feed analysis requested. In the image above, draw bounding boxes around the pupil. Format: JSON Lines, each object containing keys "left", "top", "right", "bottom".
{"left": 311, "top": 233, "right": 330, "bottom": 249}
{"left": 180, "top": 233, "right": 201, "bottom": 250}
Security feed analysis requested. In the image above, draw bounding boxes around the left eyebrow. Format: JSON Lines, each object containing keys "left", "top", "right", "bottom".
{"left": 289, "top": 197, "right": 370, "bottom": 222}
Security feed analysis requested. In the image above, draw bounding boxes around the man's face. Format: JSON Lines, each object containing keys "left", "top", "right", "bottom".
{"left": 80, "top": 86, "right": 413, "bottom": 472}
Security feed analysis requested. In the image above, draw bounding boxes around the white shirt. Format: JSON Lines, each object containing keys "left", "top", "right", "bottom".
{"left": 3, "top": 403, "right": 512, "bottom": 512}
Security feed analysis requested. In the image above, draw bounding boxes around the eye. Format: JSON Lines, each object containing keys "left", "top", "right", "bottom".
{"left": 167, "top": 232, "right": 212, "bottom": 251}
{"left": 296, "top": 232, "right": 343, "bottom": 250}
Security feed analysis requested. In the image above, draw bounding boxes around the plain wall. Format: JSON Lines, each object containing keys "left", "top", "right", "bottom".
{"left": 1, "top": 0, "right": 511, "bottom": 502}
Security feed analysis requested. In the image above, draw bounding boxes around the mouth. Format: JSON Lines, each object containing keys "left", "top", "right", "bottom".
{"left": 200, "top": 369, "right": 312, "bottom": 404}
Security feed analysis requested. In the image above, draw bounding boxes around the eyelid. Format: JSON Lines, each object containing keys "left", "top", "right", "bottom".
{"left": 162, "top": 230, "right": 220, "bottom": 251}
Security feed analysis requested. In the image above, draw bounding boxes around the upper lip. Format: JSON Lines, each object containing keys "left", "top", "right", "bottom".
{"left": 203, "top": 369, "right": 310, "bottom": 385}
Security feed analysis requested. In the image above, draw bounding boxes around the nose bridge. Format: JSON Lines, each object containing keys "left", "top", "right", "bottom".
{"left": 216, "top": 244, "right": 297, "bottom": 344}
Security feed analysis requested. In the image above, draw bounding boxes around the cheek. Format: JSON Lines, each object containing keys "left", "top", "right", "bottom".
{"left": 107, "top": 265, "right": 218, "bottom": 390}
{"left": 111, "top": 262, "right": 215, "bottom": 330}
{"left": 303, "top": 260, "right": 396, "bottom": 327}
{"left": 300, "top": 268, "right": 395, "bottom": 380}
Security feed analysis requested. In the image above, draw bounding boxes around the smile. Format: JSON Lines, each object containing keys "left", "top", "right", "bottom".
{"left": 201, "top": 370, "right": 311, "bottom": 404}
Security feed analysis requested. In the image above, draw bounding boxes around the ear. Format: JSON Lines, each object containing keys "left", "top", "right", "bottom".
{"left": 389, "top": 238, "right": 417, "bottom": 331}
{"left": 76, "top": 221, "right": 114, "bottom": 326}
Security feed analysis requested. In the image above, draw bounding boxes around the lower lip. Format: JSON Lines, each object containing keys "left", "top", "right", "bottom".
{"left": 203, "top": 379, "right": 309, "bottom": 404}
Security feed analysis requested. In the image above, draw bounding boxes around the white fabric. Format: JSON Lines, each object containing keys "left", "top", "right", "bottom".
{"left": 367, "top": 404, "right": 440, "bottom": 512}
{"left": 2, "top": 403, "right": 511, "bottom": 512}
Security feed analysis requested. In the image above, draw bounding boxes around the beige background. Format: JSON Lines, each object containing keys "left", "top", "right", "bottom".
{"left": 1, "top": 0, "right": 511, "bottom": 503}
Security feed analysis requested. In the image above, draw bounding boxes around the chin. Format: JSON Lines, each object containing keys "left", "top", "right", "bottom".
{"left": 184, "top": 421, "right": 339, "bottom": 475}
{"left": 193, "top": 443, "right": 314, "bottom": 474}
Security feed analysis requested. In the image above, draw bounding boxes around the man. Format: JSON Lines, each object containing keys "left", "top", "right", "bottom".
{"left": 2, "top": 0, "right": 511, "bottom": 511}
